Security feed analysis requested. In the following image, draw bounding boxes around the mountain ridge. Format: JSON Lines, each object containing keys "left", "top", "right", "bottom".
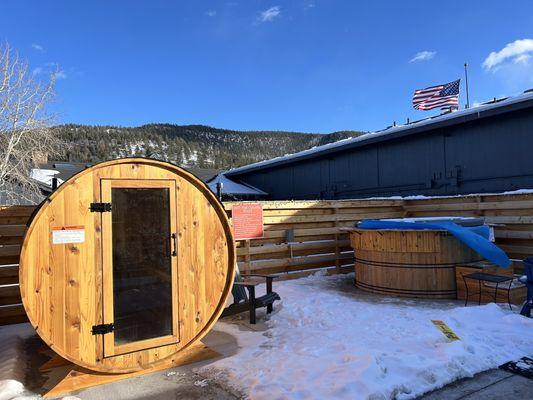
{"left": 53, "top": 123, "right": 365, "bottom": 170}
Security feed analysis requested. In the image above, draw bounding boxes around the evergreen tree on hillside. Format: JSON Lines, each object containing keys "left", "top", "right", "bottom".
{"left": 51, "top": 124, "right": 365, "bottom": 169}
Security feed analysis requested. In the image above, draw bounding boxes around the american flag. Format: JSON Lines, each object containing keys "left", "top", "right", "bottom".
{"left": 413, "top": 79, "right": 460, "bottom": 111}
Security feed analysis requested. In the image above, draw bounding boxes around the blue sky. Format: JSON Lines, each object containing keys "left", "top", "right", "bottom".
{"left": 2, "top": 1, "right": 533, "bottom": 133}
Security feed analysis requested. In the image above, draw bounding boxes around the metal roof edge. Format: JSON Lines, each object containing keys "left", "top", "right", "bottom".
{"left": 226, "top": 92, "right": 533, "bottom": 176}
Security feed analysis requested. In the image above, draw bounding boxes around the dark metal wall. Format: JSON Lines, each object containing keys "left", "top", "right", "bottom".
{"left": 230, "top": 107, "right": 533, "bottom": 200}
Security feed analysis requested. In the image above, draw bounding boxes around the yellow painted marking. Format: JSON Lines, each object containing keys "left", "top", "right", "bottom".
{"left": 432, "top": 320, "right": 460, "bottom": 341}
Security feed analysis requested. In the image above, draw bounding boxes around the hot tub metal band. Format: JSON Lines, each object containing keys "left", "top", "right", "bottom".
{"left": 354, "top": 281, "right": 457, "bottom": 296}
{"left": 353, "top": 257, "right": 484, "bottom": 269}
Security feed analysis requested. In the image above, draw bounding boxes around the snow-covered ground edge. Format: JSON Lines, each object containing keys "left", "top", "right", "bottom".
{"left": 0, "top": 323, "right": 80, "bottom": 400}
{"left": 199, "top": 273, "right": 533, "bottom": 400}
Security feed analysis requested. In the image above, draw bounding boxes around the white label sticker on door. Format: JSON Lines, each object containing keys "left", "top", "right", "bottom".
{"left": 52, "top": 226, "right": 85, "bottom": 244}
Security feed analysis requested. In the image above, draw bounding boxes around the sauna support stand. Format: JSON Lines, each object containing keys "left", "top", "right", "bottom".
{"left": 40, "top": 341, "right": 220, "bottom": 398}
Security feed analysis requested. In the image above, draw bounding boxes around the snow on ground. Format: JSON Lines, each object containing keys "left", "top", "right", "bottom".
{"left": 0, "top": 323, "right": 79, "bottom": 400}
{"left": 200, "top": 273, "right": 533, "bottom": 400}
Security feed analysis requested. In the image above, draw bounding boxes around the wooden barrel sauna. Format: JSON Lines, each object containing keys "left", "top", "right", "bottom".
{"left": 19, "top": 158, "right": 235, "bottom": 373}
{"left": 348, "top": 228, "right": 483, "bottom": 299}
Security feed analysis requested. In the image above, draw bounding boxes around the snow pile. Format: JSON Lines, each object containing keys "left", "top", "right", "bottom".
{"left": 0, "top": 380, "right": 23, "bottom": 400}
{"left": 201, "top": 273, "right": 533, "bottom": 399}
{"left": 0, "top": 324, "right": 80, "bottom": 400}
{"left": 0, "top": 324, "right": 33, "bottom": 389}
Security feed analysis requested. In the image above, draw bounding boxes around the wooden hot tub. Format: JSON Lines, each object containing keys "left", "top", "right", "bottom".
{"left": 348, "top": 228, "right": 483, "bottom": 299}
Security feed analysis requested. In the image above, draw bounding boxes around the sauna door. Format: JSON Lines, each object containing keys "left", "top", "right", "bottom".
{"left": 100, "top": 179, "right": 179, "bottom": 357}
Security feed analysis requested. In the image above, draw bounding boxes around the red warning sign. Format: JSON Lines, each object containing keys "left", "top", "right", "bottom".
{"left": 232, "top": 203, "right": 264, "bottom": 240}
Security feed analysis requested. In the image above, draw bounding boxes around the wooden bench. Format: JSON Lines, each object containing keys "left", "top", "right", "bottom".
{"left": 222, "top": 274, "right": 280, "bottom": 324}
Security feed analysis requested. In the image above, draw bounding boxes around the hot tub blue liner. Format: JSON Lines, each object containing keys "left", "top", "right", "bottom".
{"left": 358, "top": 219, "right": 511, "bottom": 268}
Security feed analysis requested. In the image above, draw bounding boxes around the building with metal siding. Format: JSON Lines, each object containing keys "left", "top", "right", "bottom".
{"left": 225, "top": 92, "right": 533, "bottom": 200}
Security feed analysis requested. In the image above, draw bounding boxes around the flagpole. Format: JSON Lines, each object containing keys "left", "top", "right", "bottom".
{"left": 464, "top": 63, "right": 470, "bottom": 109}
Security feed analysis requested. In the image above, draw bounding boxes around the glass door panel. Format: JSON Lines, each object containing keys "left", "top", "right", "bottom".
{"left": 112, "top": 187, "right": 172, "bottom": 345}
{"left": 101, "top": 180, "right": 178, "bottom": 357}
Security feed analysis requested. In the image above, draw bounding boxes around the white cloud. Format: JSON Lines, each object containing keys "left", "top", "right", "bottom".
{"left": 259, "top": 6, "right": 281, "bottom": 22}
{"left": 513, "top": 53, "right": 531, "bottom": 65}
{"left": 483, "top": 39, "right": 533, "bottom": 71}
{"left": 305, "top": 2, "right": 315, "bottom": 9}
{"left": 206, "top": 10, "right": 216, "bottom": 17}
{"left": 31, "top": 43, "right": 44, "bottom": 52}
{"left": 53, "top": 70, "right": 67, "bottom": 80}
{"left": 31, "top": 62, "right": 72, "bottom": 81}
{"left": 409, "top": 50, "right": 436, "bottom": 63}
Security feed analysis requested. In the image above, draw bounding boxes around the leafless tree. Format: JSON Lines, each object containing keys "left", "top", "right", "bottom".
{"left": 0, "top": 42, "right": 64, "bottom": 204}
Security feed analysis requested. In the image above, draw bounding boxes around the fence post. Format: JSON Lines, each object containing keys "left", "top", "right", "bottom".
{"left": 244, "top": 239, "right": 251, "bottom": 274}
{"left": 333, "top": 206, "right": 340, "bottom": 273}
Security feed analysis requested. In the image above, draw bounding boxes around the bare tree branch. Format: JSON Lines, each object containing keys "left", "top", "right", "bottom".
{"left": 0, "top": 42, "right": 65, "bottom": 204}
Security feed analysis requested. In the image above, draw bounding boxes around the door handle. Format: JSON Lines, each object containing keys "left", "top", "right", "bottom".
{"left": 171, "top": 233, "right": 177, "bottom": 257}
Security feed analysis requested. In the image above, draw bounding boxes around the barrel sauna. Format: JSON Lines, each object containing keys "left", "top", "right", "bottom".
{"left": 19, "top": 158, "right": 235, "bottom": 373}
{"left": 349, "top": 228, "right": 483, "bottom": 299}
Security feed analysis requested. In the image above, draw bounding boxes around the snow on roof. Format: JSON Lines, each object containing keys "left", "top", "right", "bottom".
{"left": 207, "top": 173, "right": 268, "bottom": 196}
{"left": 227, "top": 90, "right": 533, "bottom": 176}
{"left": 30, "top": 168, "right": 64, "bottom": 187}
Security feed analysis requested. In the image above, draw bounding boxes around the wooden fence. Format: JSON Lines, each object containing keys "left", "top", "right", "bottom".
{"left": 2, "top": 192, "right": 533, "bottom": 325}
{"left": 228, "top": 193, "right": 533, "bottom": 276}
{"left": 0, "top": 206, "right": 34, "bottom": 325}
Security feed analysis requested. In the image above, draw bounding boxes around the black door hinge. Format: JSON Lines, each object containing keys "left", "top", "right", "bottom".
{"left": 90, "top": 202, "right": 112, "bottom": 212}
{"left": 91, "top": 323, "right": 114, "bottom": 335}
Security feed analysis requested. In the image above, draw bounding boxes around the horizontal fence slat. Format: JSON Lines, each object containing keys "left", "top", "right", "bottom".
{"left": 0, "top": 285, "right": 22, "bottom": 306}
{"left": 0, "top": 265, "right": 19, "bottom": 285}
{"left": 0, "top": 216, "right": 33, "bottom": 225}
{"left": 262, "top": 211, "right": 405, "bottom": 224}
{"left": 494, "top": 230, "right": 533, "bottom": 239}
{"left": 0, "top": 304, "right": 28, "bottom": 326}
{"left": 224, "top": 200, "right": 406, "bottom": 210}
{"left": 0, "top": 206, "right": 35, "bottom": 217}
{"left": 0, "top": 245, "right": 21, "bottom": 257}
{"left": 236, "top": 240, "right": 351, "bottom": 256}
{"left": 244, "top": 252, "right": 354, "bottom": 270}
{"left": 403, "top": 200, "right": 533, "bottom": 212}
{"left": 0, "top": 225, "right": 26, "bottom": 236}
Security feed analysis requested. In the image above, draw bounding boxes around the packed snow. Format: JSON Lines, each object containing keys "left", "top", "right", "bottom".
{"left": 0, "top": 324, "right": 79, "bottom": 400}
{"left": 200, "top": 272, "right": 533, "bottom": 400}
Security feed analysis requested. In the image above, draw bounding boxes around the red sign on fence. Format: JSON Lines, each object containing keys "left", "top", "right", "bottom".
{"left": 232, "top": 203, "right": 264, "bottom": 240}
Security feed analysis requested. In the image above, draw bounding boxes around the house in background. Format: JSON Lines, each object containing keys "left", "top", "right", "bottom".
{"left": 31, "top": 162, "right": 90, "bottom": 192}
{"left": 225, "top": 90, "right": 533, "bottom": 200}
{"left": 207, "top": 173, "right": 268, "bottom": 201}
{"left": 30, "top": 161, "right": 221, "bottom": 194}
